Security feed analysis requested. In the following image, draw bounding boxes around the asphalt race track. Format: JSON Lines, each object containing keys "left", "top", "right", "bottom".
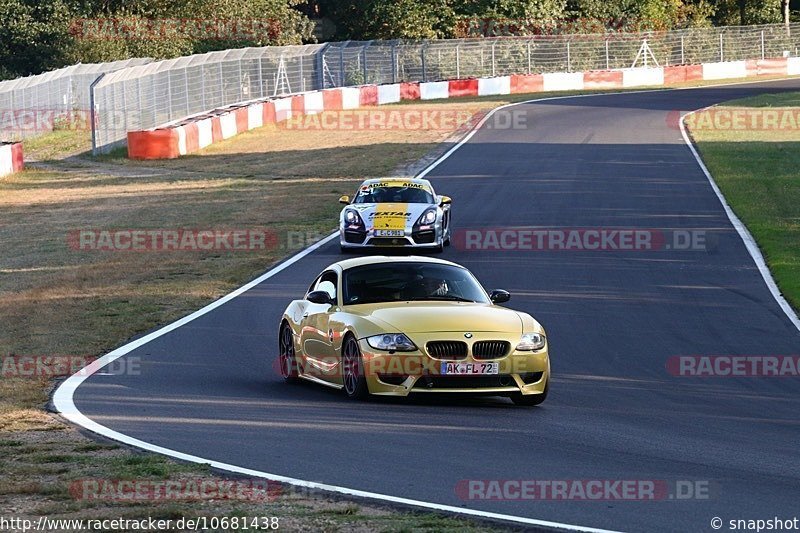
{"left": 68, "top": 79, "right": 800, "bottom": 532}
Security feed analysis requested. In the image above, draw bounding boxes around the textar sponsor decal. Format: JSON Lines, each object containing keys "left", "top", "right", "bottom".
{"left": 369, "top": 212, "right": 411, "bottom": 218}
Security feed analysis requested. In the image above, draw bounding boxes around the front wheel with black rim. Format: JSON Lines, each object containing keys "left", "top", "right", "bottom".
{"left": 511, "top": 381, "right": 548, "bottom": 406}
{"left": 278, "top": 322, "right": 299, "bottom": 383}
{"left": 342, "top": 335, "right": 369, "bottom": 400}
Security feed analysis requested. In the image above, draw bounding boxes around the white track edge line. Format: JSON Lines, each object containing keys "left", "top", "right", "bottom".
{"left": 679, "top": 109, "right": 800, "bottom": 333}
{"left": 54, "top": 75, "right": 800, "bottom": 533}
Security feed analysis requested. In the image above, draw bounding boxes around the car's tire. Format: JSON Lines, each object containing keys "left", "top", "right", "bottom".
{"left": 444, "top": 236, "right": 451, "bottom": 247}
{"left": 511, "top": 380, "right": 548, "bottom": 406}
{"left": 278, "top": 322, "right": 299, "bottom": 383}
{"left": 342, "top": 334, "right": 369, "bottom": 400}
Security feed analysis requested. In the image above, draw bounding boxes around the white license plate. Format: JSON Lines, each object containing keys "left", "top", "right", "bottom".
{"left": 374, "top": 229, "right": 404, "bottom": 237}
{"left": 441, "top": 362, "right": 499, "bottom": 375}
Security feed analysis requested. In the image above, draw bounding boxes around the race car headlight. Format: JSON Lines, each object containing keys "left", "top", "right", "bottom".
{"left": 344, "top": 209, "right": 364, "bottom": 228}
{"left": 517, "top": 332, "right": 546, "bottom": 351}
{"left": 366, "top": 333, "right": 417, "bottom": 352}
{"left": 416, "top": 208, "right": 437, "bottom": 226}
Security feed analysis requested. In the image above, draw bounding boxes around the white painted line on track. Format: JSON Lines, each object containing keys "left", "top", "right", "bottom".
{"left": 54, "top": 75, "right": 800, "bottom": 533}
{"left": 680, "top": 108, "right": 800, "bottom": 333}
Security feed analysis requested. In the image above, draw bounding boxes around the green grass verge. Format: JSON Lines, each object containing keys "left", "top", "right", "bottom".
{"left": 688, "top": 91, "right": 800, "bottom": 312}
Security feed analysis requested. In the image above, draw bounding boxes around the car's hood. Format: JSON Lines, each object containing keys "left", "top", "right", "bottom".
{"left": 347, "top": 301, "right": 524, "bottom": 333}
{"left": 347, "top": 202, "right": 434, "bottom": 230}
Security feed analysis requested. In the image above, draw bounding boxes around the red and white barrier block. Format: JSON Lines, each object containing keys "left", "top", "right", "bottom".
{"left": 128, "top": 56, "right": 800, "bottom": 160}
{"left": 0, "top": 142, "right": 24, "bottom": 177}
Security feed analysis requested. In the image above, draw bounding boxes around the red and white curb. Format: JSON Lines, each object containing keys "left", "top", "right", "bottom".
{"left": 0, "top": 141, "right": 24, "bottom": 177}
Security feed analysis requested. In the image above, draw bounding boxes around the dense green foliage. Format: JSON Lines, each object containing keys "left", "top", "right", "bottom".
{"left": 0, "top": 0, "right": 313, "bottom": 79}
{"left": 0, "top": 0, "right": 796, "bottom": 80}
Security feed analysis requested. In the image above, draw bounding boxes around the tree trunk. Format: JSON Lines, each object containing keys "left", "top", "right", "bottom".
{"left": 784, "top": 0, "right": 791, "bottom": 36}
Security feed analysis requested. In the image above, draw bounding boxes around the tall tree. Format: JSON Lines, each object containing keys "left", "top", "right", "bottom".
{"left": 0, "top": 0, "right": 76, "bottom": 78}
{"left": 710, "top": 0, "right": 782, "bottom": 25}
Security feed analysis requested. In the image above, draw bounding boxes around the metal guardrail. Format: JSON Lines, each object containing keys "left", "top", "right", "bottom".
{"left": 0, "top": 59, "right": 152, "bottom": 142}
{"left": 91, "top": 45, "right": 325, "bottom": 152}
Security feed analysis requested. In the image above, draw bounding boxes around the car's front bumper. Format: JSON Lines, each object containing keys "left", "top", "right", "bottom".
{"left": 340, "top": 223, "right": 444, "bottom": 249}
{"left": 357, "top": 338, "right": 549, "bottom": 397}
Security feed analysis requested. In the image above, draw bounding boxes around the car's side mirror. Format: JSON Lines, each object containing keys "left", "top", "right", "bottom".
{"left": 339, "top": 195, "right": 350, "bottom": 205}
{"left": 439, "top": 195, "right": 452, "bottom": 206}
{"left": 490, "top": 289, "right": 510, "bottom": 304}
{"left": 307, "top": 290, "right": 335, "bottom": 305}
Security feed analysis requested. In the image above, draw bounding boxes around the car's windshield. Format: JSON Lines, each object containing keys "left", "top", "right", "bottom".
{"left": 342, "top": 262, "right": 490, "bottom": 305}
{"left": 353, "top": 183, "right": 434, "bottom": 204}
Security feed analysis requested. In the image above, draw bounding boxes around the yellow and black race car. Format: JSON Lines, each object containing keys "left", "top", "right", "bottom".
{"left": 338, "top": 178, "right": 452, "bottom": 252}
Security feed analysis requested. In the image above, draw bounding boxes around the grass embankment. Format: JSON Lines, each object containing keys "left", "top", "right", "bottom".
{"left": 687, "top": 91, "right": 800, "bottom": 312}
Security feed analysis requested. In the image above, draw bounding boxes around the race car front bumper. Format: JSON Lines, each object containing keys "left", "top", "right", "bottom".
{"left": 340, "top": 222, "right": 445, "bottom": 249}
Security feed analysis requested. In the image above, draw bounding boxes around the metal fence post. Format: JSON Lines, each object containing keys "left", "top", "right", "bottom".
{"left": 258, "top": 56, "right": 264, "bottom": 97}
{"left": 137, "top": 77, "right": 142, "bottom": 132}
{"left": 391, "top": 43, "right": 397, "bottom": 83}
{"left": 339, "top": 45, "right": 345, "bottom": 86}
{"left": 184, "top": 67, "right": 190, "bottom": 116}
{"left": 681, "top": 34, "right": 685, "bottom": 64}
{"left": 567, "top": 41, "right": 571, "bottom": 72}
{"left": 491, "top": 41, "right": 496, "bottom": 77}
{"left": 362, "top": 45, "right": 367, "bottom": 84}
{"left": 719, "top": 33, "right": 724, "bottom": 62}
{"left": 605, "top": 39, "right": 610, "bottom": 69}
{"left": 121, "top": 77, "right": 128, "bottom": 135}
{"left": 527, "top": 40, "right": 532, "bottom": 74}
{"left": 201, "top": 66, "right": 206, "bottom": 109}
{"left": 421, "top": 45, "right": 427, "bottom": 82}
{"left": 89, "top": 73, "right": 105, "bottom": 156}
{"left": 761, "top": 30, "right": 765, "bottom": 60}
{"left": 456, "top": 44, "right": 460, "bottom": 79}
{"left": 316, "top": 45, "right": 327, "bottom": 90}
{"left": 238, "top": 60, "right": 243, "bottom": 101}
{"left": 300, "top": 55, "right": 305, "bottom": 91}
{"left": 153, "top": 76, "right": 157, "bottom": 124}
{"left": 166, "top": 72, "right": 173, "bottom": 121}
{"left": 218, "top": 62, "right": 224, "bottom": 106}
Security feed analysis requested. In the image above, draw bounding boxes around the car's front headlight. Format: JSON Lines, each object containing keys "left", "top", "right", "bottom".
{"left": 366, "top": 333, "right": 417, "bottom": 352}
{"left": 416, "top": 208, "right": 437, "bottom": 226}
{"left": 344, "top": 209, "right": 364, "bottom": 228}
{"left": 516, "top": 332, "right": 546, "bottom": 351}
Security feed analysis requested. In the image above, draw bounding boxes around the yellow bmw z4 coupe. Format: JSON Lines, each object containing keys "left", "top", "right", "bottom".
{"left": 277, "top": 256, "right": 549, "bottom": 405}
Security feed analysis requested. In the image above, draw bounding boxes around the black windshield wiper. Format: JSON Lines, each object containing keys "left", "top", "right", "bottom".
{"left": 408, "top": 295, "right": 475, "bottom": 303}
